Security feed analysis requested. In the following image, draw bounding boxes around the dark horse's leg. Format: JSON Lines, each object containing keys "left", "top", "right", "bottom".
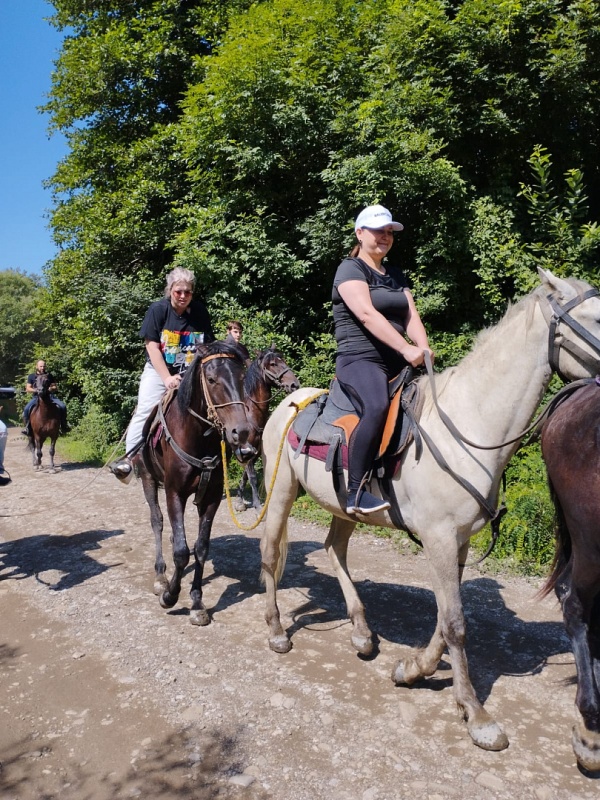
{"left": 138, "top": 459, "right": 168, "bottom": 595}
{"left": 160, "top": 488, "right": 191, "bottom": 610}
{"left": 48, "top": 435, "right": 58, "bottom": 472}
{"left": 246, "top": 458, "right": 262, "bottom": 509}
{"left": 558, "top": 558, "right": 600, "bottom": 770}
{"left": 189, "top": 465, "right": 225, "bottom": 626}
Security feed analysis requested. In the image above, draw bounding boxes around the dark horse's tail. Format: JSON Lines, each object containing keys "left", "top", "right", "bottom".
{"left": 538, "top": 476, "right": 572, "bottom": 599}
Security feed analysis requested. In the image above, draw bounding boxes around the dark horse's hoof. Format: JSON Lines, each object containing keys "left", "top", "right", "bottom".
{"left": 190, "top": 608, "right": 210, "bottom": 626}
{"left": 159, "top": 591, "right": 178, "bottom": 609}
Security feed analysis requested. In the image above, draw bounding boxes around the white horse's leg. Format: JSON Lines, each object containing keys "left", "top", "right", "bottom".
{"left": 324, "top": 516, "right": 373, "bottom": 655}
{"left": 260, "top": 447, "right": 298, "bottom": 653}
{"left": 392, "top": 540, "right": 469, "bottom": 683}
{"left": 396, "top": 533, "right": 508, "bottom": 751}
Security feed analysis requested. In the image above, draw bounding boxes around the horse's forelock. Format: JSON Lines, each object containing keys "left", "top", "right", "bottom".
{"left": 177, "top": 341, "right": 246, "bottom": 411}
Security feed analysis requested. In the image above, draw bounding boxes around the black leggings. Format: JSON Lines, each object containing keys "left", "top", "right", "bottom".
{"left": 336, "top": 353, "right": 393, "bottom": 492}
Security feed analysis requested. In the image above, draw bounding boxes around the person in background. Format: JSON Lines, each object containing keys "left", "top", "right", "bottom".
{"left": 225, "top": 320, "right": 251, "bottom": 364}
{"left": 332, "top": 204, "right": 434, "bottom": 515}
{"left": 21, "top": 360, "right": 68, "bottom": 437}
{"left": 0, "top": 407, "right": 9, "bottom": 486}
{"left": 109, "top": 267, "right": 215, "bottom": 482}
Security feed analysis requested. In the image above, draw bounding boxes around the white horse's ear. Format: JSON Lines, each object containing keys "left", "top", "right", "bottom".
{"left": 537, "top": 266, "right": 576, "bottom": 299}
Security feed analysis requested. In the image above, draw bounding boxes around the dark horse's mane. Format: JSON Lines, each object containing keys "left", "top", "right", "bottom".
{"left": 244, "top": 347, "right": 276, "bottom": 398}
{"left": 177, "top": 340, "right": 246, "bottom": 412}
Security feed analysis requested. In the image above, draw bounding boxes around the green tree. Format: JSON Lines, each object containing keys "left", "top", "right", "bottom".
{"left": 0, "top": 270, "right": 45, "bottom": 386}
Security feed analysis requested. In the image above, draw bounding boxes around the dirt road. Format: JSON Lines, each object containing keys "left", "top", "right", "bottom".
{"left": 0, "top": 427, "right": 597, "bottom": 799}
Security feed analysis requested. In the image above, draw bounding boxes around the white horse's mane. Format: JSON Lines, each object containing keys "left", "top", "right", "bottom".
{"left": 420, "top": 276, "right": 591, "bottom": 407}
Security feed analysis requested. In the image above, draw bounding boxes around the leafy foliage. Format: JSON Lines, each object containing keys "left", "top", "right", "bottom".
{"left": 0, "top": 270, "right": 45, "bottom": 386}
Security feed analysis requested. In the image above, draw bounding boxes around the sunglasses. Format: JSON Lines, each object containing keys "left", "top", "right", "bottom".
{"left": 173, "top": 289, "right": 192, "bottom": 296}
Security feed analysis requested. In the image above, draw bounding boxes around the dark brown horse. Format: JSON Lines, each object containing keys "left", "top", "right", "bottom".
{"left": 237, "top": 345, "right": 300, "bottom": 509}
{"left": 540, "top": 376, "right": 600, "bottom": 772}
{"left": 136, "top": 341, "right": 255, "bottom": 625}
{"left": 28, "top": 373, "right": 61, "bottom": 472}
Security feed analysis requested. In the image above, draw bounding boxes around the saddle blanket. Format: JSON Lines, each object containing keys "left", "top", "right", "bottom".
{"left": 287, "top": 428, "right": 349, "bottom": 470}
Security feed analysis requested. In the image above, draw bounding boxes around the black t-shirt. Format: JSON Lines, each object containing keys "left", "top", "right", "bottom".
{"left": 27, "top": 372, "right": 56, "bottom": 390}
{"left": 140, "top": 297, "right": 215, "bottom": 374}
{"left": 332, "top": 257, "right": 411, "bottom": 361}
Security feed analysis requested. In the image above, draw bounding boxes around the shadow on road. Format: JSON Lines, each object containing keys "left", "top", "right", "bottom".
{"left": 0, "top": 528, "right": 125, "bottom": 591}
{"left": 0, "top": 725, "right": 270, "bottom": 800}
{"left": 207, "top": 533, "right": 571, "bottom": 706}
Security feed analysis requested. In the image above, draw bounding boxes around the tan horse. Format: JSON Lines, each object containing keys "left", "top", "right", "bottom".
{"left": 259, "top": 268, "right": 600, "bottom": 752}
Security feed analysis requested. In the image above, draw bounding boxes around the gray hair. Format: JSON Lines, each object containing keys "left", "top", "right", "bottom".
{"left": 164, "top": 267, "right": 196, "bottom": 297}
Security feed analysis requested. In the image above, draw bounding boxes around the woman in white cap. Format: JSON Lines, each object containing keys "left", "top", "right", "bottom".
{"left": 332, "top": 204, "right": 434, "bottom": 514}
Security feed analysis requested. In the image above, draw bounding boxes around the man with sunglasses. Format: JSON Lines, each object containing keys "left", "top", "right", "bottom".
{"left": 109, "top": 267, "right": 215, "bottom": 482}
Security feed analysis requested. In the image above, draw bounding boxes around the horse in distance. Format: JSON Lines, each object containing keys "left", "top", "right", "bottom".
{"left": 28, "top": 373, "right": 62, "bottom": 472}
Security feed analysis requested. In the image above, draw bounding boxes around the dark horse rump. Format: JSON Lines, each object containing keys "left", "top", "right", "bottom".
{"left": 135, "top": 341, "right": 255, "bottom": 626}
{"left": 540, "top": 376, "right": 600, "bottom": 772}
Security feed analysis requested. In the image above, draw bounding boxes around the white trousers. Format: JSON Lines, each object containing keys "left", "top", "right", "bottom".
{"left": 0, "top": 419, "right": 6, "bottom": 472}
{"left": 125, "top": 362, "right": 167, "bottom": 454}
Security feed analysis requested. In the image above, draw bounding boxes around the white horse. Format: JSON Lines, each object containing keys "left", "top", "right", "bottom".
{"left": 259, "top": 268, "right": 600, "bottom": 752}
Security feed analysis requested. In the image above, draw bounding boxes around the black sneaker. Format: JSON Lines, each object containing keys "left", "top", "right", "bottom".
{"left": 0, "top": 474, "right": 11, "bottom": 486}
{"left": 21, "top": 428, "right": 30, "bottom": 437}
{"left": 108, "top": 458, "right": 133, "bottom": 483}
{"left": 347, "top": 490, "right": 390, "bottom": 515}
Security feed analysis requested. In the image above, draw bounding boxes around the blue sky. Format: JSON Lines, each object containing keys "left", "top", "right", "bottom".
{"left": 0, "top": 1, "right": 68, "bottom": 276}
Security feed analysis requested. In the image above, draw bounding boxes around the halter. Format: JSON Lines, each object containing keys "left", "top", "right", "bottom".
{"left": 540, "top": 287, "right": 600, "bottom": 381}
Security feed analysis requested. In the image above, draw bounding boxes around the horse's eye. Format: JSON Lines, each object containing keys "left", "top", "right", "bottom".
{"left": 207, "top": 376, "right": 217, "bottom": 384}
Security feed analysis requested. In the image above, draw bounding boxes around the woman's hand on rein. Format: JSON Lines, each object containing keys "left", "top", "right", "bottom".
{"left": 167, "top": 375, "right": 181, "bottom": 390}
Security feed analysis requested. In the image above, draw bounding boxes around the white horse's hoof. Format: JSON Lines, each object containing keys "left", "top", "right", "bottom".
{"left": 391, "top": 661, "right": 411, "bottom": 685}
{"left": 153, "top": 578, "right": 168, "bottom": 596}
{"left": 573, "top": 723, "right": 600, "bottom": 772}
{"left": 269, "top": 635, "right": 292, "bottom": 654}
{"left": 190, "top": 608, "right": 210, "bottom": 626}
{"left": 351, "top": 633, "right": 373, "bottom": 656}
{"left": 468, "top": 720, "right": 509, "bottom": 751}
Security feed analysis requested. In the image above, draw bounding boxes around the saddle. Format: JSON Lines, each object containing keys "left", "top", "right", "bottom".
{"left": 290, "top": 366, "right": 424, "bottom": 481}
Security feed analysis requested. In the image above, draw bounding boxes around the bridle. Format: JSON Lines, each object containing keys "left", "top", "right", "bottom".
{"left": 247, "top": 352, "right": 294, "bottom": 407}
{"left": 187, "top": 352, "right": 247, "bottom": 435}
{"left": 539, "top": 287, "right": 600, "bottom": 381}
{"left": 155, "top": 351, "right": 247, "bottom": 472}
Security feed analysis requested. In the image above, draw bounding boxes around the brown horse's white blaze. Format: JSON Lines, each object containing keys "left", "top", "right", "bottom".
{"left": 259, "top": 269, "right": 600, "bottom": 752}
{"left": 136, "top": 343, "right": 253, "bottom": 626}
{"left": 541, "top": 380, "right": 600, "bottom": 772}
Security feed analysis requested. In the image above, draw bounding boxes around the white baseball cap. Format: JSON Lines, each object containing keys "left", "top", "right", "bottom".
{"left": 354, "top": 204, "right": 404, "bottom": 232}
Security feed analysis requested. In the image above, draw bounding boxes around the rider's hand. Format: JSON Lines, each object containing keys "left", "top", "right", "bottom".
{"left": 402, "top": 345, "right": 429, "bottom": 368}
{"left": 167, "top": 375, "right": 181, "bottom": 390}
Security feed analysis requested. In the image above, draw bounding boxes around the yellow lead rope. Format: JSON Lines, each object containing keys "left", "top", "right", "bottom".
{"left": 221, "top": 390, "right": 328, "bottom": 531}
